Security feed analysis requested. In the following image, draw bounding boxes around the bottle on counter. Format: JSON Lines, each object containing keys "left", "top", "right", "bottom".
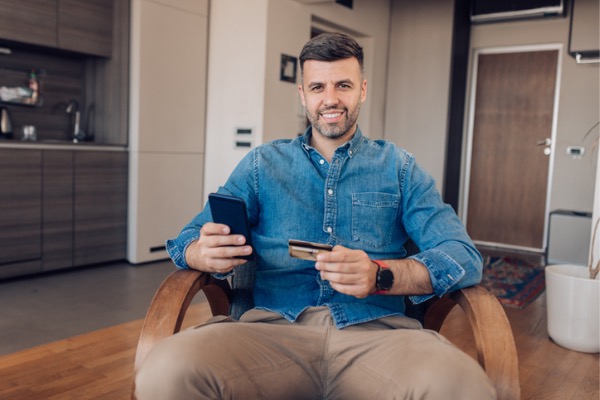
{"left": 27, "top": 69, "right": 39, "bottom": 104}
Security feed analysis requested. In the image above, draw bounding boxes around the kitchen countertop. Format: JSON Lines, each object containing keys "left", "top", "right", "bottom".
{"left": 0, "top": 139, "right": 127, "bottom": 151}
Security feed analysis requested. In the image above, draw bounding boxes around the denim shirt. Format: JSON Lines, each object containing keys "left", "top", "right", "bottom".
{"left": 166, "top": 127, "right": 482, "bottom": 329}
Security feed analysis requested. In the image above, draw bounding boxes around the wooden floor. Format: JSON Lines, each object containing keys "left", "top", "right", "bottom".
{"left": 0, "top": 293, "right": 598, "bottom": 399}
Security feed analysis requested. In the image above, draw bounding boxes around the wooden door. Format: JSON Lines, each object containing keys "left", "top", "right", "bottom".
{"left": 465, "top": 49, "right": 559, "bottom": 251}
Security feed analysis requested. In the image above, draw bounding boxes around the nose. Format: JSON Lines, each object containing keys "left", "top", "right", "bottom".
{"left": 322, "top": 86, "right": 339, "bottom": 107}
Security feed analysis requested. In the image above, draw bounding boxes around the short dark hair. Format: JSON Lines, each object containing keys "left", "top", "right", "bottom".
{"left": 299, "top": 32, "right": 364, "bottom": 74}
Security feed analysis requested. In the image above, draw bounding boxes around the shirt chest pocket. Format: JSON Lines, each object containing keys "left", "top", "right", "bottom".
{"left": 351, "top": 192, "right": 400, "bottom": 248}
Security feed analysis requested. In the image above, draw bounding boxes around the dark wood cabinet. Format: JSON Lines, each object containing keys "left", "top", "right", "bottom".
{"left": 0, "top": 0, "right": 113, "bottom": 58}
{"left": 0, "top": 0, "right": 57, "bottom": 48}
{"left": 0, "top": 149, "right": 42, "bottom": 278}
{"left": 73, "top": 151, "right": 127, "bottom": 266}
{"left": 0, "top": 148, "right": 127, "bottom": 279}
{"left": 58, "top": 0, "right": 114, "bottom": 57}
{"left": 42, "top": 150, "right": 74, "bottom": 271}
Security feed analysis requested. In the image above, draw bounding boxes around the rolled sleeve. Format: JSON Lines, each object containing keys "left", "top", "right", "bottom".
{"left": 165, "top": 228, "right": 201, "bottom": 270}
{"left": 408, "top": 249, "right": 467, "bottom": 304}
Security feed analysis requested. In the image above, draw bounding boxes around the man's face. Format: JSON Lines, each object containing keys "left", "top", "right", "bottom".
{"left": 298, "top": 57, "right": 367, "bottom": 140}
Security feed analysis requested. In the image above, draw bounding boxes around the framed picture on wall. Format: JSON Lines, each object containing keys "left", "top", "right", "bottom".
{"left": 280, "top": 54, "right": 297, "bottom": 83}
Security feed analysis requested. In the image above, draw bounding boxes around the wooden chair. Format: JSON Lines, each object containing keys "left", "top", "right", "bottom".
{"left": 133, "top": 269, "right": 521, "bottom": 400}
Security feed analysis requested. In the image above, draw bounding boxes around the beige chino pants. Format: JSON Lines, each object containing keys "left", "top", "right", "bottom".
{"left": 135, "top": 306, "right": 496, "bottom": 400}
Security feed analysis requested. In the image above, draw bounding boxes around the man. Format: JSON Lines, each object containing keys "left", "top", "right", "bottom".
{"left": 135, "top": 32, "right": 495, "bottom": 399}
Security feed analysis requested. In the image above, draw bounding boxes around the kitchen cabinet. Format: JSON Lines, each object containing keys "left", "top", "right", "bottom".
{"left": 0, "top": 0, "right": 57, "bottom": 49}
{"left": 0, "top": 0, "right": 113, "bottom": 57}
{"left": 0, "top": 149, "right": 42, "bottom": 278}
{"left": 42, "top": 150, "right": 74, "bottom": 271}
{"left": 0, "top": 147, "right": 127, "bottom": 279}
{"left": 73, "top": 151, "right": 127, "bottom": 266}
{"left": 58, "top": 0, "right": 113, "bottom": 57}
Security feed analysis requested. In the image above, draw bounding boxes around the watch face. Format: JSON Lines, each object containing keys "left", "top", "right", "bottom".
{"left": 377, "top": 268, "right": 394, "bottom": 291}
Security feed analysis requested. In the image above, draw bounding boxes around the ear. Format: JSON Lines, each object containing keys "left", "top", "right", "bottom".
{"left": 298, "top": 84, "right": 306, "bottom": 107}
{"left": 360, "top": 79, "right": 367, "bottom": 103}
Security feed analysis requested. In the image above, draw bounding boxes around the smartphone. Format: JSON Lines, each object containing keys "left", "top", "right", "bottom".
{"left": 208, "top": 193, "right": 254, "bottom": 261}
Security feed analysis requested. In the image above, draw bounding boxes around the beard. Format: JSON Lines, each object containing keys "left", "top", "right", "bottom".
{"left": 306, "top": 100, "right": 361, "bottom": 140}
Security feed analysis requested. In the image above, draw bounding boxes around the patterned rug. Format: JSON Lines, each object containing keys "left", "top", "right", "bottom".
{"left": 480, "top": 256, "right": 546, "bottom": 309}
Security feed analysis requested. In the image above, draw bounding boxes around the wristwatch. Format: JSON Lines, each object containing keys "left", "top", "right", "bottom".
{"left": 373, "top": 260, "right": 394, "bottom": 292}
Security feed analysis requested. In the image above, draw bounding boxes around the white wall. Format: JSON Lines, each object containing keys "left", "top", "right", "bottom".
{"left": 384, "top": 0, "right": 455, "bottom": 190}
{"left": 203, "top": 0, "right": 269, "bottom": 198}
{"left": 204, "top": 0, "right": 391, "bottom": 199}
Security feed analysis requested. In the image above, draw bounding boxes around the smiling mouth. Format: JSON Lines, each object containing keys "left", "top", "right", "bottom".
{"left": 319, "top": 110, "right": 345, "bottom": 122}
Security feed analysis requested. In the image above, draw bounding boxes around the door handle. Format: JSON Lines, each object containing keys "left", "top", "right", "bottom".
{"left": 536, "top": 138, "right": 552, "bottom": 146}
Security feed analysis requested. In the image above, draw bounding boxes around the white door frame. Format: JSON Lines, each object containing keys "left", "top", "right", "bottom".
{"left": 460, "top": 43, "right": 563, "bottom": 253}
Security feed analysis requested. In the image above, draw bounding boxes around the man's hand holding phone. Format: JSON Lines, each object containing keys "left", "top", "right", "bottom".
{"left": 185, "top": 193, "right": 254, "bottom": 273}
{"left": 184, "top": 222, "right": 253, "bottom": 274}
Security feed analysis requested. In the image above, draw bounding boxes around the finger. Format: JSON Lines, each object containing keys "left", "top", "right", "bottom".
{"left": 319, "top": 266, "right": 369, "bottom": 283}
{"left": 201, "top": 222, "right": 230, "bottom": 236}
{"left": 204, "top": 233, "right": 246, "bottom": 248}
{"left": 201, "top": 245, "right": 253, "bottom": 272}
{"left": 316, "top": 245, "right": 348, "bottom": 263}
{"left": 316, "top": 258, "right": 363, "bottom": 274}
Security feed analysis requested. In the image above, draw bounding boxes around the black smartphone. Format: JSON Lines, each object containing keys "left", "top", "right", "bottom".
{"left": 208, "top": 193, "right": 254, "bottom": 261}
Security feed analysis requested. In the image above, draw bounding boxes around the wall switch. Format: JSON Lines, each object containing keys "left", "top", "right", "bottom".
{"left": 235, "top": 127, "right": 253, "bottom": 149}
{"left": 566, "top": 146, "right": 585, "bottom": 158}
{"left": 235, "top": 140, "right": 252, "bottom": 148}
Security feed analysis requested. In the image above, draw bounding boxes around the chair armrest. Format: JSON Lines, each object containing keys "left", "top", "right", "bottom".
{"left": 423, "top": 285, "right": 521, "bottom": 400}
{"left": 134, "top": 269, "right": 205, "bottom": 371}
{"left": 134, "top": 269, "right": 231, "bottom": 372}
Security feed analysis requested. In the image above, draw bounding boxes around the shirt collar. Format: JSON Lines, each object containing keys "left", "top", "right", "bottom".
{"left": 300, "top": 126, "right": 365, "bottom": 158}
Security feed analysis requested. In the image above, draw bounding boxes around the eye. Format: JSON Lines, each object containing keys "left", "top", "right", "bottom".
{"left": 310, "top": 85, "right": 323, "bottom": 92}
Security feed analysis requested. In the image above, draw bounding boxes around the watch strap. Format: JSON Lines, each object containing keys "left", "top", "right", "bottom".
{"left": 372, "top": 259, "right": 390, "bottom": 270}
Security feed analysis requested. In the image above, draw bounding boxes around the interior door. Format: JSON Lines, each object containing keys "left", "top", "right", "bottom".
{"left": 464, "top": 48, "right": 559, "bottom": 251}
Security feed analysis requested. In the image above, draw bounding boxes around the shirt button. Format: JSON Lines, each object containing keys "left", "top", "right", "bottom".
{"left": 319, "top": 159, "right": 325, "bottom": 165}
{"left": 349, "top": 150, "right": 353, "bottom": 155}
{"left": 326, "top": 227, "right": 332, "bottom": 233}
{"left": 327, "top": 189, "right": 333, "bottom": 195}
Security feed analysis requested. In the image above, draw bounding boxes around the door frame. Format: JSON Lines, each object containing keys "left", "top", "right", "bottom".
{"left": 460, "top": 43, "right": 563, "bottom": 253}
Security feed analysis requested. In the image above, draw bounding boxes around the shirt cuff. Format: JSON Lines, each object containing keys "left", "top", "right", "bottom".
{"left": 408, "top": 249, "right": 466, "bottom": 304}
{"left": 165, "top": 228, "right": 201, "bottom": 270}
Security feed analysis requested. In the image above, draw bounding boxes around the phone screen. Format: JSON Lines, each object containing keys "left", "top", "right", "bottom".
{"left": 208, "top": 193, "right": 254, "bottom": 261}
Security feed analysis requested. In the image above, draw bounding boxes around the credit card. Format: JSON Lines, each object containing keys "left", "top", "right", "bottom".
{"left": 288, "top": 239, "right": 333, "bottom": 261}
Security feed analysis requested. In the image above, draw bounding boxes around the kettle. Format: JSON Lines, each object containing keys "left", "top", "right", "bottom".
{"left": 0, "top": 107, "right": 13, "bottom": 138}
